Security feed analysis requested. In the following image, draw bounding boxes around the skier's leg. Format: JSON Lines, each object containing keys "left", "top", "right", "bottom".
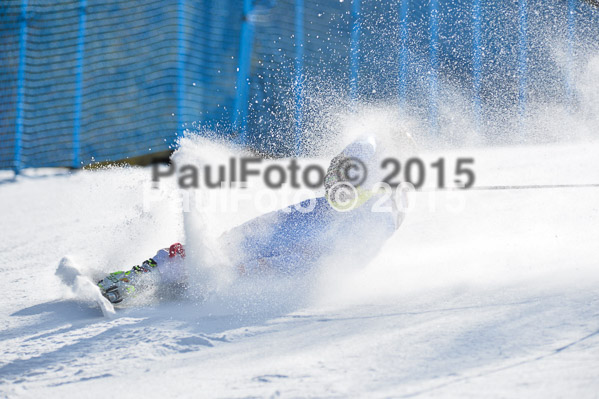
{"left": 97, "top": 243, "right": 186, "bottom": 303}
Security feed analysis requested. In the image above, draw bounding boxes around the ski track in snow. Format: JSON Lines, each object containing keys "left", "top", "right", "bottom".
{"left": 1, "top": 142, "right": 599, "bottom": 398}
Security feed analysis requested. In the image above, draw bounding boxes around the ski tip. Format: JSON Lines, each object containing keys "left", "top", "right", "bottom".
{"left": 55, "top": 256, "right": 81, "bottom": 287}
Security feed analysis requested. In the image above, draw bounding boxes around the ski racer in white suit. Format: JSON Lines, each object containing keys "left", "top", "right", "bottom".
{"left": 98, "top": 136, "right": 405, "bottom": 303}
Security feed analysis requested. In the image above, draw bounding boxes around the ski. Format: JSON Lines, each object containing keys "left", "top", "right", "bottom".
{"left": 55, "top": 256, "right": 116, "bottom": 318}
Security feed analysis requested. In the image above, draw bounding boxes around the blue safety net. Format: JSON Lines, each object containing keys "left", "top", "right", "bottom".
{"left": 1, "top": 0, "right": 597, "bottom": 170}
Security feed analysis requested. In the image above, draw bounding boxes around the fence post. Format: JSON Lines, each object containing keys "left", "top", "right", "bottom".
{"left": 350, "top": 0, "right": 360, "bottom": 103}
{"left": 73, "top": 0, "right": 86, "bottom": 168}
{"left": 398, "top": 0, "right": 409, "bottom": 105}
{"left": 176, "top": 0, "right": 187, "bottom": 139}
{"left": 518, "top": 0, "right": 528, "bottom": 128}
{"left": 472, "top": 0, "right": 482, "bottom": 133}
{"left": 14, "top": 0, "right": 28, "bottom": 174}
{"left": 566, "top": 0, "right": 576, "bottom": 107}
{"left": 232, "top": 0, "right": 255, "bottom": 144}
{"left": 294, "top": 0, "right": 304, "bottom": 156}
{"left": 429, "top": 0, "right": 439, "bottom": 135}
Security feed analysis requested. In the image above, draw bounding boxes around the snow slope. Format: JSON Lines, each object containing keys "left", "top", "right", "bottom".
{"left": 1, "top": 140, "right": 598, "bottom": 398}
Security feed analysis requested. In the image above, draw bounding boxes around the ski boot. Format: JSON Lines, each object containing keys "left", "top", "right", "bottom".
{"left": 97, "top": 258, "right": 158, "bottom": 303}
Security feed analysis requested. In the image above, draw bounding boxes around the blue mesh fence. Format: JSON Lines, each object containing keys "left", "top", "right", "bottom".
{"left": 1, "top": 0, "right": 243, "bottom": 170}
{"left": 0, "top": 0, "right": 597, "bottom": 170}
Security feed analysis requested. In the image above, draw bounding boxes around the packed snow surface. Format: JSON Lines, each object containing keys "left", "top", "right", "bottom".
{"left": 1, "top": 140, "right": 598, "bottom": 398}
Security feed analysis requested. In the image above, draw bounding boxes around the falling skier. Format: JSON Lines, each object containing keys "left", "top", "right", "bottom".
{"left": 97, "top": 136, "right": 406, "bottom": 304}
